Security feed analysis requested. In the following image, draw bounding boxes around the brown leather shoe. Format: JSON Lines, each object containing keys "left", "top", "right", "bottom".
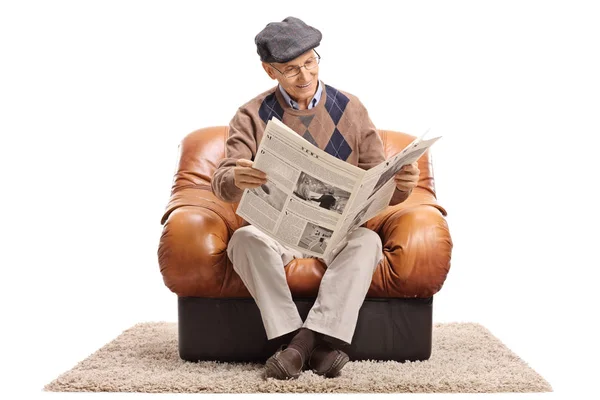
{"left": 265, "top": 345, "right": 304, "bottom": 380}
{"left": 308, "top": 343, "right": 350, "bottom": 378}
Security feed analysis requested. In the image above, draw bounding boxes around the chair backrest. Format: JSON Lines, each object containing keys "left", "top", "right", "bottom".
{"left": 169, "top": 126, "right": 439, "bottom": 199}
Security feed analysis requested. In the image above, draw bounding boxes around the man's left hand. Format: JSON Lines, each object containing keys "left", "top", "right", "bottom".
{"left": 394, "top": 161, "right": 419, "bottom": 192}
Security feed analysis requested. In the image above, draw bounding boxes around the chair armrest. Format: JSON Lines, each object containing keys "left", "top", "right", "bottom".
{"left": 367, "top": 201, "right": 453, "bottom": 297}
{"left": 158, "top": 187, "right": 242, "bottom": 296}
{"left": 160, "top": 186, "right": 244, "bottom": 231}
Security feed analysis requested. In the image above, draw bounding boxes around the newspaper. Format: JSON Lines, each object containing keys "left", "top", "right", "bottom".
{"left": 235, "top": 118, "right": 441, "bottom": 261}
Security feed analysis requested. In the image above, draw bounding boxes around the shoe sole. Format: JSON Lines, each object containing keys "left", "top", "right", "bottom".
{"left": 265, "top": 357, "right": 300, "bottom": 380}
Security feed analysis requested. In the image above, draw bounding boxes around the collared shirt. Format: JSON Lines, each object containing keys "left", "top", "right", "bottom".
{"left": 278, "top": 80, "right": 323, "bottom": 110}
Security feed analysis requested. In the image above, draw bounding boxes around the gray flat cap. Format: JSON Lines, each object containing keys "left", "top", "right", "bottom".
{"left": 255, "top": 17, "right": 322, "bottom": 63}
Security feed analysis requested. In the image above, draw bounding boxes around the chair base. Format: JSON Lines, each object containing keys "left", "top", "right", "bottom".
{"left": 178, "top": 296, "right": 433, "bottom": 363}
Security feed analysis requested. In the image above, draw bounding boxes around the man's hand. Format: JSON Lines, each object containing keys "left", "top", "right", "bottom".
{"left": 394, "top": 161, "right": 419, "bottom": 192}
{"left": 233, "top": 159, "right": 268, "bottom": 190}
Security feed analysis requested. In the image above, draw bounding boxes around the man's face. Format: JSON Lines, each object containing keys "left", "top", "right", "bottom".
{"left": 263, "top": 49, "right": 319, "bottom": 108}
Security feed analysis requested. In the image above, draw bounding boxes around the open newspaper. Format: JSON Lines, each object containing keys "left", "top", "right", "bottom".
{"left": 236, "top": 118, "right": 441, "bottom": 261}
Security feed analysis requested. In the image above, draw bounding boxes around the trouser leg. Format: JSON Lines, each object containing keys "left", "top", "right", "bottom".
{"left": 227, "top": 225, "right": 305, "bottom": 340}
{"left": 302, "top": 227, "right": 383, "bottom": 344}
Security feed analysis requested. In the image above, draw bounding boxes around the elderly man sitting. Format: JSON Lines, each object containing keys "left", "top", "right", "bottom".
{"left": 210, "top": 16, "right": 420, "bottom": 380}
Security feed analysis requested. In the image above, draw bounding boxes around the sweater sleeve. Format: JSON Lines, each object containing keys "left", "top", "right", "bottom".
{"left": 355, "top": 99, "right": 412, "bottom": 207}
{"left": 211, "top": 107, "right": 259, "bottom": 203}
{"left": 356, "top": 99, "right": 385, "bottom": 171}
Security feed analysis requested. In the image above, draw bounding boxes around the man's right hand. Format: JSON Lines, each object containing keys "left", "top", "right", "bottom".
{"left": 233, "top": 159, "right": 268, "bottom": 190}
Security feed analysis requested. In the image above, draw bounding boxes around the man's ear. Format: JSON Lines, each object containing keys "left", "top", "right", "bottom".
{"left": 262, "top": 62, "right": 277, "bottom": 80}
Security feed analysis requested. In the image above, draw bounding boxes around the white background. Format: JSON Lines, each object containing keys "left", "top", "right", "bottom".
{"left": 1, "top": 0, "right": 599, "bottom": 399}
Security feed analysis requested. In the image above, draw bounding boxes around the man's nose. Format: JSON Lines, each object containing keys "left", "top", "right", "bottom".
{"left": 300, "top": 66, "right": 312, "bottom": 80}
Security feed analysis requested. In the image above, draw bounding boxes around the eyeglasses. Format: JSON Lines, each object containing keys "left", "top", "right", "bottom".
{"left": 270, "top": 50, "right": 321, "bottom": 78}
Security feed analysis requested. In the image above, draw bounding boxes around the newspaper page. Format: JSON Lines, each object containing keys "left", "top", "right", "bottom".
{"left": 329, "top": 135, "right": 442, "bottom": 253}
{"left": 235, "top": 117, "right": 440, "bottom": 260}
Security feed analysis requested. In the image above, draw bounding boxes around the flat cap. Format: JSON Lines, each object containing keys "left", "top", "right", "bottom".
{"left": 255, "top": 17, "right": 322, "bottom": 63}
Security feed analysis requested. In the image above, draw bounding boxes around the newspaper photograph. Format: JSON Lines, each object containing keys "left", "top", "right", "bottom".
{"left": 293, "top": 171, "right": 351, "bottom": 214}
{"left": 235, "top": 117, "right": 441, "bottom": 260}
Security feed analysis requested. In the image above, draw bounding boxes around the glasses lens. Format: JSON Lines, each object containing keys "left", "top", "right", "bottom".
{"left": 305, "top": 58, "right": 319, "bottom": 70}
{"left": 284, "top": 68, "right": 300, "bottom": 78}
{"left": 282, "top": 57, "right": 320, "bottom": 78}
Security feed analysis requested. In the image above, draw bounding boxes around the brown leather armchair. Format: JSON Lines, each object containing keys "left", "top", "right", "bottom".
{"left": 158, "top": 126, "right": 453, "bottom": 363}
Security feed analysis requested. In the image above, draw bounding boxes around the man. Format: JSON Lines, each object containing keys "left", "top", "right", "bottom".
{"left": 309, "top": 188, "right": 337, "bottom": 210}
{"left": 211, "top": 17, "right": 420, "bottom": 380}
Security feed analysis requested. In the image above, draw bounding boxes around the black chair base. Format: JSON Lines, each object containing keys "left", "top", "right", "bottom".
{"left": 178, "top": 296, "right": 433, "bottom": 363}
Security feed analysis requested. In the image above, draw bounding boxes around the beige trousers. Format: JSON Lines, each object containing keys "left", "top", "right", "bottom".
{"left": 227, "top": 224, "right": 383, "bottom": 344}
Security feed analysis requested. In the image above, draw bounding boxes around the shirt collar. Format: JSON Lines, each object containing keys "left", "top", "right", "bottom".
{"left": 278, "top": 80, "right": 322, "bottom": 110}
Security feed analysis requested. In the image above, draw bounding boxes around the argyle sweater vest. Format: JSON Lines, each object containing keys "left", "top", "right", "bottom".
{"left": 211, "top": 82, "right": 411, "bottom": 206}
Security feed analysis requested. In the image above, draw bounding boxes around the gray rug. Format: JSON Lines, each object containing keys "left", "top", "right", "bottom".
{"left": 43, "top": 322, "right": 552, "bottom": 393}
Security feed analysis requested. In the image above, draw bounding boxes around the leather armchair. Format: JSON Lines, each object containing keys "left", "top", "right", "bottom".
{"left": 158, "top": 126, "right": 453, "bottom": 362}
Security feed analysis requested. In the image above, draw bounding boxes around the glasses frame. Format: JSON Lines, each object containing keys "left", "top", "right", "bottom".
{"left": 269, "top": 50, "right": 321, "bottom": 78}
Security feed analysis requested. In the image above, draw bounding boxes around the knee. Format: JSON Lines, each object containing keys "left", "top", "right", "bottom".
{"left": 348, "top": 228, "right": 382, "bottom": 253}
{"left": 228, "top": 226, "right": 260, "bottom": 260}
{"left": 227, "top": 225, "right": 277, "bottom": 262}
{"left": 229, "top": 226, "right": 257, "bottom": 248}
